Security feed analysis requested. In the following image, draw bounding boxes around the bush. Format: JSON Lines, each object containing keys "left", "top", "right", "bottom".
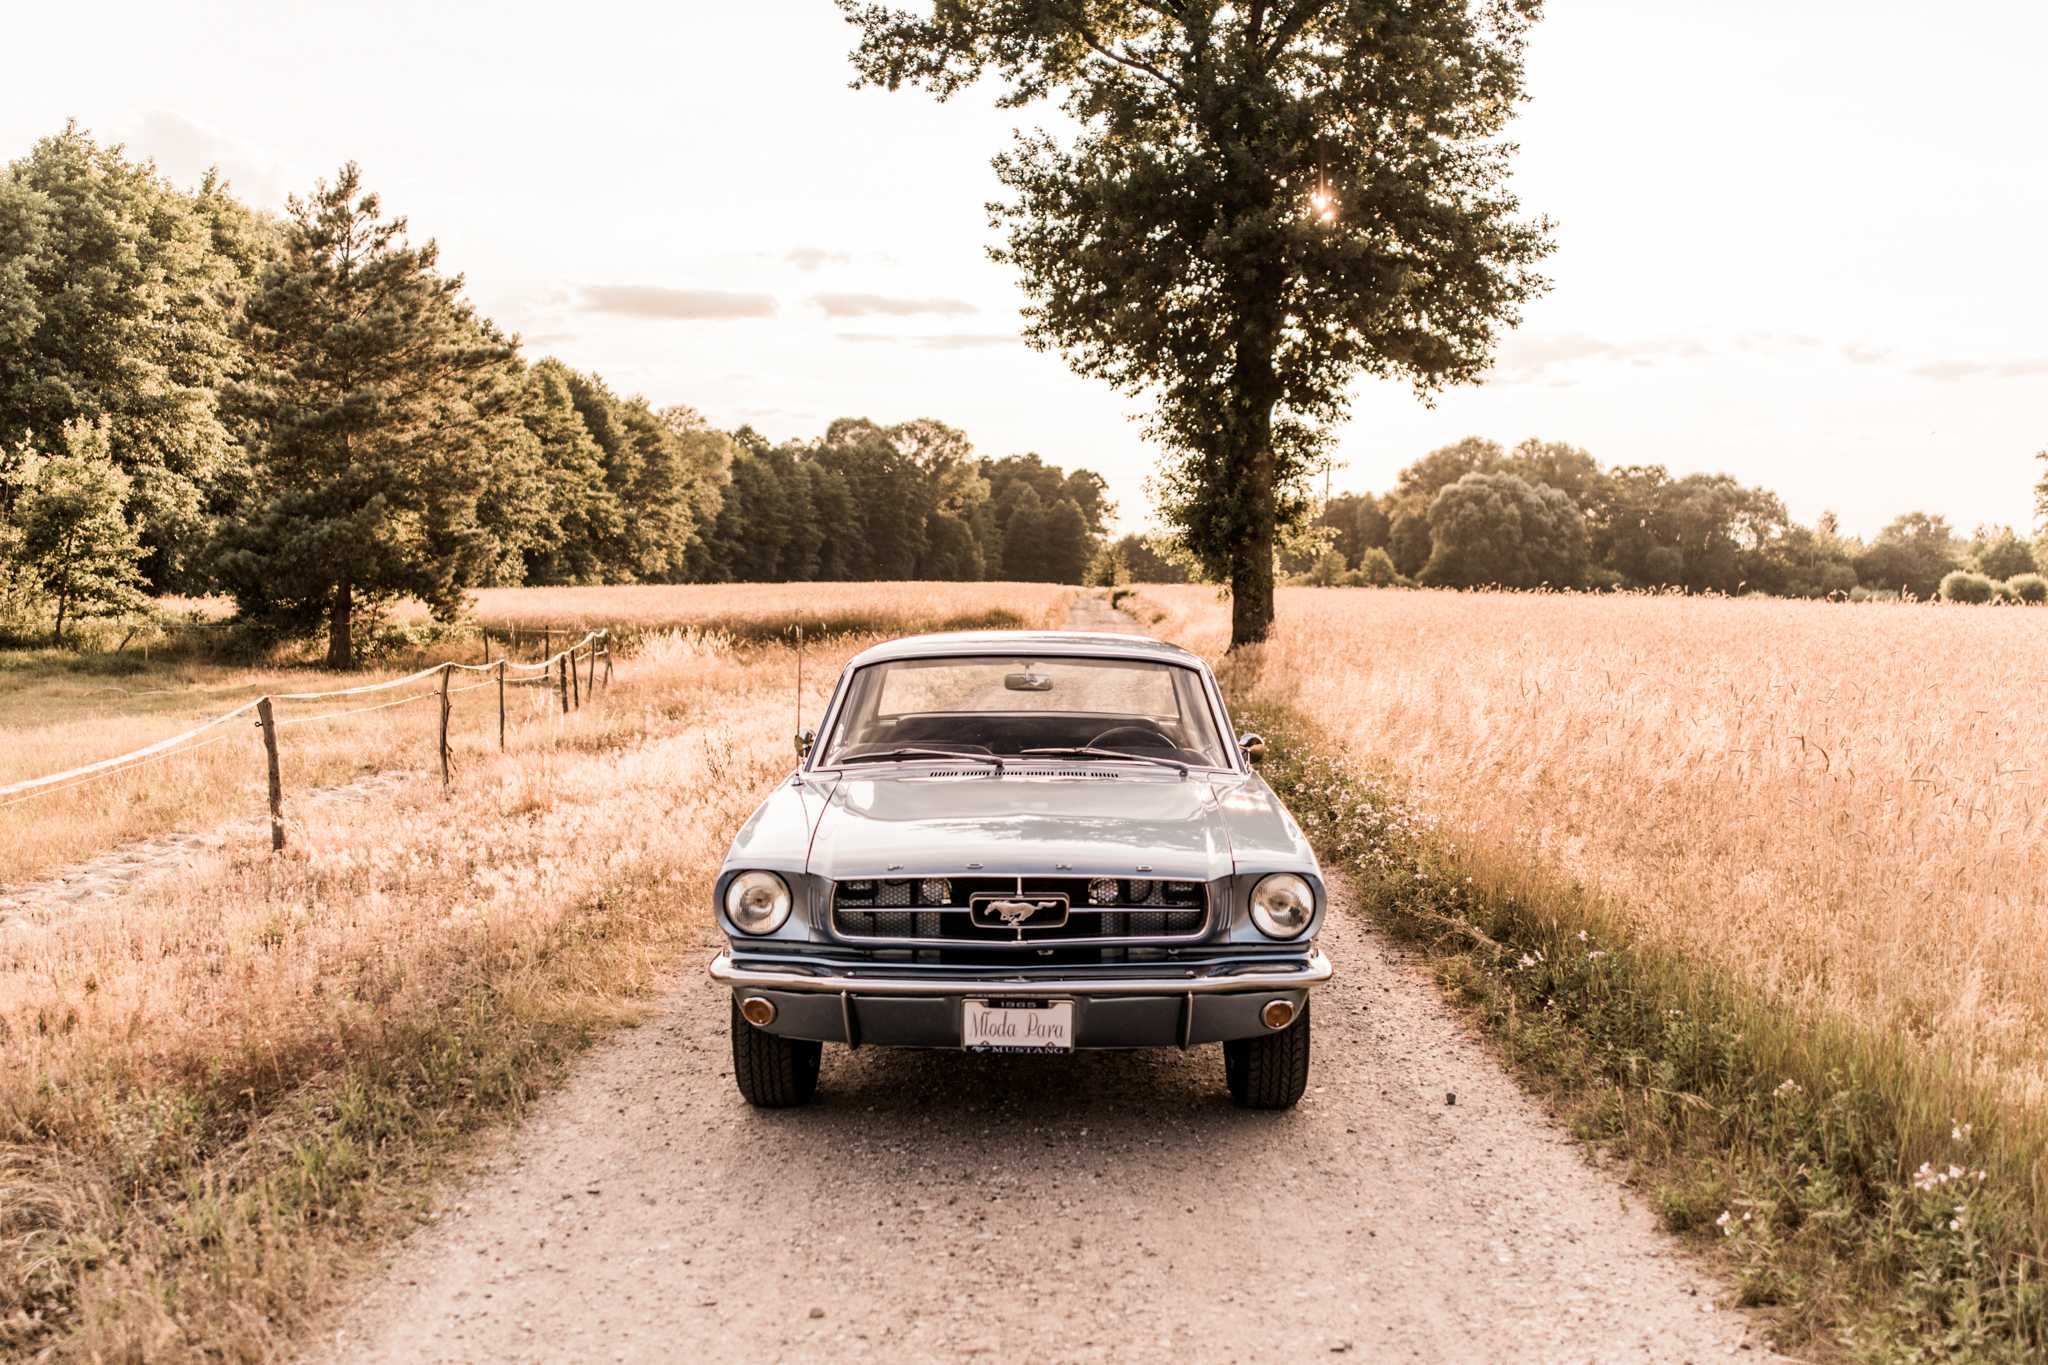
{"left": 1938, "top": 570, "right": 1995, "bottom": 604}
{"left": 2007, "top": 573, "right": 2048, "bottom": 604}
{"left": 1583, "top": 566, "right": 1625, "bottom": 592}
{"left": 1356, "top": 546, "right": 1399, "bottom": 587}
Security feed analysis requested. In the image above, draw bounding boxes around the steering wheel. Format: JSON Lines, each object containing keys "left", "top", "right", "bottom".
{"left": 1086, "top": 724, "right": 1173, "bottom": 750}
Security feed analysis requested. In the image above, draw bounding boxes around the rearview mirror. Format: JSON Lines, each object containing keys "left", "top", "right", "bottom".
{"left": 795, "top": 727, "right": 815, "bottom": 757}
{"left": 1004, "top": 672, "right": 1053, "bottom": 692}
{"left": 1238, "top": 733, "right": 1268, "bottom": 765}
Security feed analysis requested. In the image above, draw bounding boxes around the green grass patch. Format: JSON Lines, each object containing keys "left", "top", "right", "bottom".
{"left": 1239, "top": 692, "right": 2048, "bottom": 1362}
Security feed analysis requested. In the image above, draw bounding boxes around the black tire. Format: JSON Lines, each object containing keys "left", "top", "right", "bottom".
{"left": 1223, "top": 999, "right": 1311, "bottom": 1110}
{"left": 730, "top": 996, "right": 821, "bottom": 1108}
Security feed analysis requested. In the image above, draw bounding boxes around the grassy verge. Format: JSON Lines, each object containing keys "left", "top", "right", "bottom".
{"left": 1237, "top": 690, "right": 2048, "bottom": 1362}
{"left": 0, "top": 624, "right": 857, "bottom": 1362}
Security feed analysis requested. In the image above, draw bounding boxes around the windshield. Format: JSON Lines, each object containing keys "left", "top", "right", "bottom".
{"left": 818, "top": 655, "right": 1232, "bottom": 768}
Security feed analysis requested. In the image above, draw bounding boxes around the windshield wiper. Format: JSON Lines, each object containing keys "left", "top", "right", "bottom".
{"left": 838, "top": 746, "right": 1005, "bottom": 771}
{"left": 1018, "top": 745, "right": 1188, "bottom": 774}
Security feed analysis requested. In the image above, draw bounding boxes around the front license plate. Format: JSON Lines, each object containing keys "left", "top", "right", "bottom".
{"left": 962, "top": 999, "right": 1074, "bottom": 1053}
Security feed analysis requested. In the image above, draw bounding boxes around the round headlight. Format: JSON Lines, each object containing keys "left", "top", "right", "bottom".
{"left": 725, "top": 870, "right": 792, "bottom": 935}
{"left": 1249, "top": 873, "right": 1315, "bottom": 939}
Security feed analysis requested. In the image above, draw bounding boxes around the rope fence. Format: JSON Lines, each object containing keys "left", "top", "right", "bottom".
{"left": 0, "top": 628, "right": 615, "bottom": 851}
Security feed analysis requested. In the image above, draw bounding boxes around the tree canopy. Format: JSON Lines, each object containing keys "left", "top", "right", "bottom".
{"left": 842, "top": 0, "right": 1553, "bottom": 645}
{"left": 1269, "top": 435, "right": 2041, "bottom": 600}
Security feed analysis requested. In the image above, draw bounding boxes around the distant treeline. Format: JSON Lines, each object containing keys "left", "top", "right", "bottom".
{"left": 1105, "top": 437, "right": 2048, "bottom": 604}
{"left": 0, "top": 127, "right": 1107, "bottom": 663}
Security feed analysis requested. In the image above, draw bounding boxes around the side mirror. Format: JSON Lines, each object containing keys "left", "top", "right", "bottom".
{"left": 1238, "top": 733, "right": 1267, "bottom": 766}
{"left": 795, "top": 728, "right": 815, "bottom": 758}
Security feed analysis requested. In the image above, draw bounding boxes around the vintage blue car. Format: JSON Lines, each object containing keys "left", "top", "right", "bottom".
{"left": 707, "top": 630, "right": 1332, "bottom": 1109}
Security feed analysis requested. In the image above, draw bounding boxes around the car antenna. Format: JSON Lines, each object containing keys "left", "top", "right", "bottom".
{"left": 794, "top": 622, "right": 804, "bottom": 747}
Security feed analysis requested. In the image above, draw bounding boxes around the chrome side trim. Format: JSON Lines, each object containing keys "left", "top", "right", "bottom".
{"left": 708, "top": 948, "right": 1332, "bottom": 998}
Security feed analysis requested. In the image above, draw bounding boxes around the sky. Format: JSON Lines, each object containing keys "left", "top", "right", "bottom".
{"left": 4, "top": 0, "right": 2044, "bottom": 537}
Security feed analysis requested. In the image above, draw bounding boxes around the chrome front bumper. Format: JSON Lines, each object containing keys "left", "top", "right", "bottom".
{"left": 709, "top": 947, "right": 1332, "bottom": 1049}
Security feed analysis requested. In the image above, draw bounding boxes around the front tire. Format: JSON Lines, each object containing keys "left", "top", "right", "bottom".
{"left": 1224, "top": 1000, "right": 1311, "bottom": 1110}
{"left": 730, "top": 996, "right": 821, "bottom": 1108}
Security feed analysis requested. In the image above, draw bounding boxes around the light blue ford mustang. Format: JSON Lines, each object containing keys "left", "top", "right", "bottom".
{"left": 708, "top": 630, "right": 1332, "bottom": 1109}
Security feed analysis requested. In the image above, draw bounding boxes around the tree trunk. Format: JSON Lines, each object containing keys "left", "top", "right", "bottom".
{"left": 1225, "top": 345, "right": 1281, "bottom": 650}
{"left": 1228, "top": 443, "right": 1278, "bottom": 649}
{"left": 326, "top": 579, "right": 354, "bottom": 670}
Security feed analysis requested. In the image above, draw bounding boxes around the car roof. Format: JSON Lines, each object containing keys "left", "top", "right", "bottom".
{"left": 844, "top": 629, "right": 1205, "bottom": 669}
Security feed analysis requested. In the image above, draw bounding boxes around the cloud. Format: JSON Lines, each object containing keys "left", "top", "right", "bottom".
{"left": 916, "top": 332, "right": 1020, "bottom": 350}
{"left": 123, "top": 110, "right": 288, "bottom": 206}
{"left": 1910, "top": 357, "right": 2048, "bottom": 381}
{"left": 785, "top": 247, "right": 852, "bottom": 272}
{"left": 579, "top": 286, "right": 777, "bottom": 320}
{"left": 836, "top": 331, "right": 1021, "bottom": 350}
{"left": 1487, "top": 332, "right": 1706, "bottom": 383}
{"left": 1840, "top": 342, "right": 1892, "bottom": 366}
{"left": 520, "top": 332, "right": 577, "bottom": 350}
{"left": 812, "top": 292, "right": 978, "bottom": 318}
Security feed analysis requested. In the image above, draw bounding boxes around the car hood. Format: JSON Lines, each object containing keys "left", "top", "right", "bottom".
{"left": 805, "top": 771, "right": 1237, "bottom": 882}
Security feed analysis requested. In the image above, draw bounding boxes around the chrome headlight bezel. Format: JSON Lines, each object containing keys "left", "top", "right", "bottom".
{"left": 725, "top": 870, "right": 793, "bottom": 936}
{"left": 1248, "top": 872, "right": 1315, "bottom": 940}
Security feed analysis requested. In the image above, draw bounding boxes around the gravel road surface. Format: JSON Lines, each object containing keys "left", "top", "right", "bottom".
{"left": 311, "top": 600, "right": 1771, "bottom": 1363}
{"left": 310, "top": 894, "right": 1770, "bottom": 1364}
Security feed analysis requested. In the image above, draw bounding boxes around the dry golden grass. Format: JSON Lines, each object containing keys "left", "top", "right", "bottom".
{"left": 409, "top": 580, "right": 1075, "bottom": 639}
{"left": 1, "top": 581, "right": 1071, "bottom": 1362}
{"left": 0, "top": 643, "right": 607, "bottom": 889}
{"left": 1145, "top": 584, "right": 2048, "bottom": 1104}
{"left": 0, "top": 584, "right": 1071, "bottom": 889}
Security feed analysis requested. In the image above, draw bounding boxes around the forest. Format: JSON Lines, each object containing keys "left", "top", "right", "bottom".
{"left": 0, "top": 128, "right": 1109, "bottom": 664}
{"left": 1107, "top": 437, "right": 2048, "bottom": 606}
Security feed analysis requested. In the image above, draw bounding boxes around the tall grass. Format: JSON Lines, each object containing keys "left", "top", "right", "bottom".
{"left": 0, "top": 584, "right": 1069, "bottom": 1361}
{"left": 0, "top": 584, "right": 1071, "bottom": 889}
{"left": 408, "top": 580, "right": 1076, "bottom": 642}
{"left": 1149, "top": 585, "right": 2048, "bottom": 1103}
{"left": 1137, "top": 584, "right": 2048, "bottom": 1358}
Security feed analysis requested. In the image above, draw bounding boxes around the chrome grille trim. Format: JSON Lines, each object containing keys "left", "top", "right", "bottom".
{"left": 829, "top": 875, "right": 1211, "bottom": 948}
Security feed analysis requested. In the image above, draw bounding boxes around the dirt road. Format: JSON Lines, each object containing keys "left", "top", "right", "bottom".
{"left": 311, "top": 604, "right": 1771, "bottom": 1364}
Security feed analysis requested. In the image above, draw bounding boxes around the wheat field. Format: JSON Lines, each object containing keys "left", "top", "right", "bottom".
{"left": 1142, "top": 585, "right": 2048, "bottom": 1105}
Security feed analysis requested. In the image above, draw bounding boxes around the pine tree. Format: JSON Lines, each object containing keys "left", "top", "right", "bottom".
{"left": 216, "top": 163, "right": 515, "bottom": 667}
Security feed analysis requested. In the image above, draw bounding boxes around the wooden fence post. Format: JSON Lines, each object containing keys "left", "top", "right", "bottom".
{"left": 570, "top": 644, "right": 581, "bottom": 709}
{"left": 585, "top": 639, "right": 597, "bottom": 698}
{"left": 482, "top": 629, "right": 491, "bottom": 665}
{"left": 257, "top": 697, "right": 284, "bottom": 852}
{"left": 438, "top": 663, "right": 453, "bottom": 786}
{"left": 496, "top": 658, "right": 507, "bottom": 751}
{"left": 558, "top": 653, "right": 570, "bottom": 714}
{"left": 542, "top": 627, "right": 551, "bottom": 662}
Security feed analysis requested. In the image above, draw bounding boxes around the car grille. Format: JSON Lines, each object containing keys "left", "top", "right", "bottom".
{"left": 831, "top": 875, "right": 1208, "bottom": 946}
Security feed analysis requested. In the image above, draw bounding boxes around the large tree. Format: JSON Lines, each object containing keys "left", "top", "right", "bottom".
{"left": 842, "top": 0, "right": 1552, "bottom": 645}
{"left": 1419, "top": 470, "right": 1583, "bottom": 589}
{"left": 217, "top": 164, "right": 517, "bottom": 667}
{"left": 0, "top": 126, "right": 252, "bottom": 590}
{"left": 1855, "top": 512, "right": 1960, "bottom": 601}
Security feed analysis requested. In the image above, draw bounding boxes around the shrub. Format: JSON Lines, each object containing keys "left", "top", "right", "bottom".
{"left": 1356, "top": 546, "right": 1399, "bottom": 587}
{"left": 2008, "top": 573, "right": 2048, "bottom": 604}
{"left": 1938, "top": 570, "right": 1996, "bottom": 604}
